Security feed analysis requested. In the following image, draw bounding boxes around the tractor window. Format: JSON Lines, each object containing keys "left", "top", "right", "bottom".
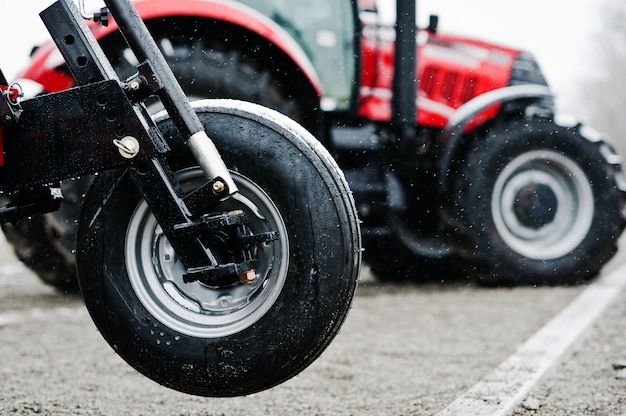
{"left": 237, "top": 0, "right": 356, "bottom": 110}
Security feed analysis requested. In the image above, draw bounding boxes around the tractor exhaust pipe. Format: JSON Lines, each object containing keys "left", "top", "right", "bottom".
{"left": 392, "top": 0, "right": 417, "bottom": 142}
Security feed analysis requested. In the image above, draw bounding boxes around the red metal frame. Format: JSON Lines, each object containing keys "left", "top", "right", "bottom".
{"left": 357, "top": 26, "right": 522, "bottom": 129}
{"left": 19, "top": 0, "right": 526, "bottom": 131}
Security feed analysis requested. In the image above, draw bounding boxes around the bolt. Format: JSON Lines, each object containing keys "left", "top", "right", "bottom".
{"left": 212, "top": 180, "right": 226, "bottom": 193}
{"left": 239, "top": 269, "right": 256, "bottom": 284}
{"left": 130, "top": 81, "right": 140, "bottom": 91}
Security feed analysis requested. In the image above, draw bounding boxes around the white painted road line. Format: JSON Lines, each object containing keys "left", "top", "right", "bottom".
{"left": 435, "top": 263, "right": 626, "bottom": 416}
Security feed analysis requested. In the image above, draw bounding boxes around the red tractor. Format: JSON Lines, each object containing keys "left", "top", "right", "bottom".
{"left": 5, "top": 0, "right": 625, "bottom": 290}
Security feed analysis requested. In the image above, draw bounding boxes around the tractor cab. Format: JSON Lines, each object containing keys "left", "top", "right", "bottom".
{"left": 236, "top": 0, "right": 358, "bottom": 111}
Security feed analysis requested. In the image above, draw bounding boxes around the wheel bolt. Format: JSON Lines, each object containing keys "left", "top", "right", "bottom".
{"left": 212, "top": 180, "right": 226, "bottom": 193}
{"left": 239, "top": 270, "right": 256, "bottom": 284}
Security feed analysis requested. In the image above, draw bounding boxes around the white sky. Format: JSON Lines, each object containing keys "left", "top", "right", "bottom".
{"left": 382, "top": 0, "right": 602, "bottom": 115}
{"left": 1, "top": 0, "right": 601, "bottom": 115}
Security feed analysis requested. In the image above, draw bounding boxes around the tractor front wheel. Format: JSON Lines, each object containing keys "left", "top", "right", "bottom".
{"left": 450, "top": 117, "right": 626, "bottom": 285}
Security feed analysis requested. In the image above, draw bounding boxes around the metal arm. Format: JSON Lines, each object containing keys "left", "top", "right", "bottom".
{"left": 102, "top": 0, "right": 238, "bottom": 195}
{"left": 392, "top": 0, "right": 417, "bottom": 142}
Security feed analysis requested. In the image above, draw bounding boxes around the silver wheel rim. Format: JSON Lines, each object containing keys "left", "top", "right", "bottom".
{"left": 491, "top": 150, "right": 594, "bottom": 260}
{"left": 125, "top": 168, "right": 288, "bottom": 338}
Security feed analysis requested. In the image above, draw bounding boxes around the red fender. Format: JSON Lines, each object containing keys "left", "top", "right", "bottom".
{"left": 19, "top": 0, "right": 322, "bottom": 97}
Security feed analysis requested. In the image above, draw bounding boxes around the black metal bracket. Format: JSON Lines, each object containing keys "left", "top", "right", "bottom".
{"left": 176, "top": 211, "right": 279, "bottom": 286}
{"left": 40, "top": 0, "right": 118, "bottom": 86}
{"left": 183, "top": 260, "right": 259, "bottom": 287}
{"left": 0, "top": 0, "right": 256, "bottom": 286}
{"left": 123, "top": 61, "right": 164, "bottom": 103}
{"left": 0, "top": 187, "right": 63, "bottom": 223}
{"left": 181, "top": 179, "right": 231, "bottom": 219}
{"left": 0, "top": 80, "right": 165, "bottom": 191}
{"left": 93, "top": 7, "right": 109, "bottom": 27}
{"left": 130, "top": 159, "right": 279, "bottom": 286}
{"left": 129, "top": 164, "right": 277, "bottom": 287}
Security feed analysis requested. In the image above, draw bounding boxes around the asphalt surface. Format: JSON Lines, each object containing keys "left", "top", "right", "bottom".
{"left": 1, "top": 234, "right": 625, "bottom": 415}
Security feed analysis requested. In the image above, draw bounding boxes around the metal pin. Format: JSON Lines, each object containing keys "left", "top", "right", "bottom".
{"left": 113, "top": 136, "right": 140, "bottom": 159}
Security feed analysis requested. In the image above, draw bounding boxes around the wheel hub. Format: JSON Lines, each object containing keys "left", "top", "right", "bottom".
{"left": 125, "top": 168, "right": 289, "bottom": 338}
{"left": 491, "top": 150, "right": 594, "bottom": 260}
{"left": 513, "top": 183, "right": 558, "bottom": 229}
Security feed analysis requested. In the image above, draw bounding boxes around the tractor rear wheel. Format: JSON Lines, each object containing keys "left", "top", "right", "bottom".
{"left": 362, "top": 216, "right": 461, "bottom": 283}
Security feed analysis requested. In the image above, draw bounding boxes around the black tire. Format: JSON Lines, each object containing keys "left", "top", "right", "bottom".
{"left": 450, "top": 117, "right": 626, "bottom": 285}
{"left": 5, "top": 34, "right": 299, "bottom": 293}
{"left": 361, "top": 172, "right": 462, "bottom": 284}
{"left": 105, "top": 32, "right": 302, "bottom": 121}
{"left": 0, "top": 216, "right": 78, "bottom": 293}
{"left": 76, "top": 100, "right": 361, "bottom": 396}
{"left": 362, "top": 225, "right": 460, "bottom": 284}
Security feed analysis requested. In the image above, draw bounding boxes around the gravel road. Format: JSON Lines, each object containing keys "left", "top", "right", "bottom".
{"left": 512, "top": 283, "right": 626, "bottom": 416}
{"left": 0, "top": 232, "right": 591, "bottom": 416}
